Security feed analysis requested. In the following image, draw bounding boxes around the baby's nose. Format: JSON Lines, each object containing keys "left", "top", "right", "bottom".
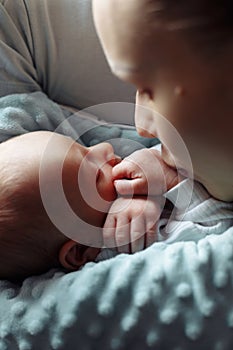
{"left": 100, "top": 143, "right": 121, "bottom": 165}
{"left": 91, "top": 142, "right": 120, "bottom": 165}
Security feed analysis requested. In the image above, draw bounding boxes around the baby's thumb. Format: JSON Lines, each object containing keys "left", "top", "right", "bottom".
{"left": 114, "top": 179, "right": 134, "bottom": 195}
{"left": 114, "top": 178, "right": 147, "bottom": 195}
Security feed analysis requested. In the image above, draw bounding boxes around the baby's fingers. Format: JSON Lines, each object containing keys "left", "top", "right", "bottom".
{"left": 114, "top": 179, "right": 134, "bottom": 195}
{"left": 114, "top": 178, "right": 148, "bottom": 195}
{"left": 103, "top": 215, "right": 116, "bottom": 249}
{"left": 130, "top": 218, "right": 145, "bottom": 253}
{"left": 115, "top": 216, "right": 131, "bottom": 253}
{"left": 112, "top": 159, "right": 133, "bottom": 179}
{"left": 145, "top": 227, "right": 157, "bottom": 248}
{"left": 144, "top": 206, "right": 160, "bottom": 248}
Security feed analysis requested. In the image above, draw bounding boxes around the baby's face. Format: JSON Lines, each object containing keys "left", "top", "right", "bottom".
{"left": 61, "top": 135, "right": 119, "bottom": 227}
{"left": 1, "top": 131, "right": 119, "bottom": 240}
{"left": 93, "top": 0, "right": 233, "bottom": 199}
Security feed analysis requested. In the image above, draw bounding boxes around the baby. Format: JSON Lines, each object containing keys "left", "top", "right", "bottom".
{"left": 92, "top": 0, "right": 233, "bottom": 250}
{"left": 92, "top": 0, "right": 233, "bottom": 202}
{"left": 0, "top": 131, "right": 174, "bottom": 282}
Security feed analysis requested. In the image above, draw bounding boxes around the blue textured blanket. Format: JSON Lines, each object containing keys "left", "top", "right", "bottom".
{"left": 0, "top": 91, "right": 158, "bottom": 156}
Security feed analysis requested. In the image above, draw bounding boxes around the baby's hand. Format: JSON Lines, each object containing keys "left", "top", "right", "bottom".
{"left": 103, "top": 196, "right": 162, "bottom": 253}
{"left": 113, "top": 148, "right": 178, "bottom": 196}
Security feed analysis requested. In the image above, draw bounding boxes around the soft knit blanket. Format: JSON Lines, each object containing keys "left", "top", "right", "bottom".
{"left": 0, "top": 228, "right": 233, "bottom": 350}
{"left": 0, "top": 92, "right": 233, "bottom": 349}
{"left": 0, "top": 91, "right": 158, "bottom": 156}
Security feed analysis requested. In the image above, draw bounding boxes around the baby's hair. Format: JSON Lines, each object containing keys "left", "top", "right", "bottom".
{"left": 147, "top": 0, "right": 233, "bottom": 54}
{"left": 0, "top": 160, "right": 68, "bottom": 283}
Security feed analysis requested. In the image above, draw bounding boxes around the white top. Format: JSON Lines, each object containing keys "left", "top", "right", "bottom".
{"left": 160, "top": 178, "right": 233, "bottom": 242}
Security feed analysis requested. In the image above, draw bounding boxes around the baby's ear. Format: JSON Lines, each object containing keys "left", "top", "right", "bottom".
{"left": 59, "top": 240, "right": 100, "bottom": 270}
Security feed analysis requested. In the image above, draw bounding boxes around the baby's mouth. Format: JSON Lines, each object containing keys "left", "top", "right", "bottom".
{"left": 161, "top": 144, "right": 177, "bottom": 170}
{"left": 161, "top": 144, "right": 190, "bottom": 179}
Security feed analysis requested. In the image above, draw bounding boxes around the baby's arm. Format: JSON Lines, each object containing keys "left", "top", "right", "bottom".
{"left": 113, "top": 148, "right": 179, "bottom": 196}
{"left": 103, "top": 196, "right": 163, "bottom": 253}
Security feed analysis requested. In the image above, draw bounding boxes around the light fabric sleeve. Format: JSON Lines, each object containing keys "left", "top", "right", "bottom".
{"left": 158, "top": 179, "right": 233, "bottom": 243}
{"left": 0, "top": 0, "right": 40, "bottom": 94}
{"left": 0, "top": 0, "right": 135, "bottom": 112}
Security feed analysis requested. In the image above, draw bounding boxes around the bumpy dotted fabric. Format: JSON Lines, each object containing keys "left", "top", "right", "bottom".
{"left": 1, "top": 228, "right": 233, "bottom": 349}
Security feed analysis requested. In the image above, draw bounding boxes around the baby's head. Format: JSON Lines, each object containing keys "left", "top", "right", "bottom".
{"left": 93, "top": 0, "right": 233, "bottom": 201}
{"left": 0, "top": 131, "right": 118, "bottom": 282}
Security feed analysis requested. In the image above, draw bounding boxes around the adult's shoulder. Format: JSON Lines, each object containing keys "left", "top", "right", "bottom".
{"left": 0, "top": 0, "right": 135, "bottom": 114}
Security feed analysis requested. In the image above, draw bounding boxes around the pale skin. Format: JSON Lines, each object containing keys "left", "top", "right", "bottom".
{"left": 103, "top": 147, "right": 179, "bottom": 253}
{"left": 92, "top": 0, "right": 233, "bottom": 202}
{"left": 39, "top": 132, "right": 174, "bottom": 255}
